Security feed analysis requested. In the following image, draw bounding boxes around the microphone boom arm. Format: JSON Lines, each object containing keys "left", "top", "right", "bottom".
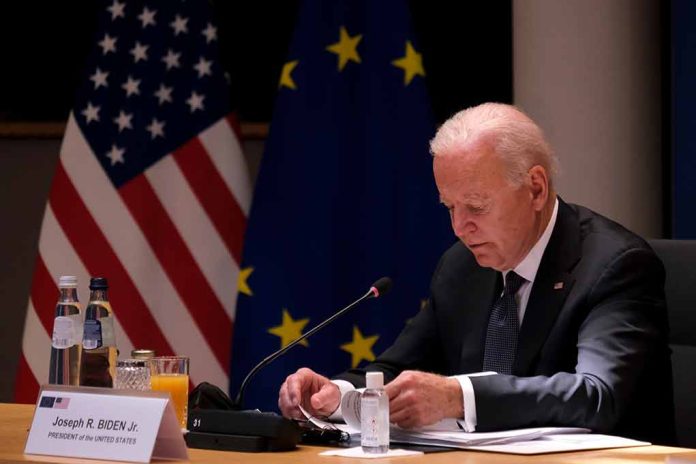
{"left": 234, "top": 288, "right": 375, "bottom": 408}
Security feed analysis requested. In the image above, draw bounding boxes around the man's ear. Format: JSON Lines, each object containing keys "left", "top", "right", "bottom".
{"left": 528, "top": 165, "right": 549, "bottom": 211}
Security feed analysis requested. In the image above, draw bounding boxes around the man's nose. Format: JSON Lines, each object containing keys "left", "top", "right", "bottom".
{"left": 451, "top": 210, "right": 476, "bottom": 238}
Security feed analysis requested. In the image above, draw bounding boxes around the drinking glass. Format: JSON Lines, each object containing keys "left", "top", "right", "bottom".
{"left": 149, "top": 356, "right": 189, "bottom": 429}
{"left": 114, "top": 359, "right": 150, "bottom": 391}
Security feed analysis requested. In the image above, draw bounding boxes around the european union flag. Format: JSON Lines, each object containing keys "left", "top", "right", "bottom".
{"left": 230, "top": 0, "right": 452, "bottom": 412}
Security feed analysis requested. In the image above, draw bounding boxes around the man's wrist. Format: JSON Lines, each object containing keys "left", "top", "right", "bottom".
{"left": 446, "top": 377, "right": 464, "bottom": 419}
{"left": 451, "top": 374, "right": 489, "bottom": 432}
{"left": 327, "top": 379, "right": 355, "bottom": 421}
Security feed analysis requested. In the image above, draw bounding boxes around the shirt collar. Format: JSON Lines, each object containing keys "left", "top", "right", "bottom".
{"left": 504, "top": 198, "right": 559, "bottom": 285}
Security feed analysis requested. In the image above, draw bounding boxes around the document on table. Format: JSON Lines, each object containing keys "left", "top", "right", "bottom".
{"left": 301, "top": 390, "right": 652, "bottom": 453}
{"left": 300, "top": 391, "right": 592, "bottom": 449}
{"left": 464, "top": 433, "right": 651, "bottom": 454}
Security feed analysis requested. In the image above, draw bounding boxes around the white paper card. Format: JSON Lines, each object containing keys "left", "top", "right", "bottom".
{"left": 24, "top": 385, "right": 188, "bottom": 463}
{"left": 320, "top": 446, "right": 423, "bottom": 458}
{"left": 464, "top": 433, "right": 651, "bottom": 455}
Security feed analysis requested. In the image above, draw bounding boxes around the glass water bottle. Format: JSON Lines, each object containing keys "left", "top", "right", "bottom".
{"left": 79, "top": 277, "right": 118, "bottom": 387}
{"left": 48, "top": 276, "right": 82, "bottom": 385}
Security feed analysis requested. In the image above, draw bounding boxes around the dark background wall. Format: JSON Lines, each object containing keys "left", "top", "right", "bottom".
{"left": 0, "top": 1, "right": 513, "bottom": 124}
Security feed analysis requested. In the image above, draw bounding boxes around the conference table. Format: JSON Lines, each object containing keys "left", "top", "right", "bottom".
{"left": 2, "top": 403, "right": 696, "bottom": 464}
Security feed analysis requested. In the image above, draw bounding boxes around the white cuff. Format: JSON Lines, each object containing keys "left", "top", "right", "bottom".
{"left": 453, "top": 375, "right": 477, "bottom": 432}
{"left": 452, "top": 371, "right": 497, "bottom": 432}
{"left": 328, "top": 380, "right": 356, "bottom": 421}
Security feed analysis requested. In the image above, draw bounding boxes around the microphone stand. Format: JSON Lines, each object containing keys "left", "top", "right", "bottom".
{"left": 234, "top": 288, "right": 375, "bottom": 408}
{"left": 185, "top": 278, "right": 392, "bottom": 452}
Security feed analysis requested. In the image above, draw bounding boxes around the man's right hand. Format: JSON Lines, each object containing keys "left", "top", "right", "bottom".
{"left": 278, "top": 367, "right": 341, "bottom": 420}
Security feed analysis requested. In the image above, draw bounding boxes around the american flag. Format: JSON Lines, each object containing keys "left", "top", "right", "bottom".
{"left": 15, "top": 0, "right": 250, "bottom": 402}
{"left": 54, "top": 397, "right": 71, "bottom": 409}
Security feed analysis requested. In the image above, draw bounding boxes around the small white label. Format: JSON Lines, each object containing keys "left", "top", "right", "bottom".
{"left": 361, "top": 397, "right": 381, "bottom": 446}
{"left": 25, "top": 386, "right": 188, "bottom": 463}
{"left": 52, "top": 317, "right": 75, "bottom": 349}
{"left": 82, "top": 320, "right": 101, "bottom": 350}
{"left": 100, "top": 316, "right": 116, "bottom": 347}
{"left": 360, "top": 393, "right": 389, "bottom": 449}
{"left": 52, "top": 315, "right": 82, "bottom": 349}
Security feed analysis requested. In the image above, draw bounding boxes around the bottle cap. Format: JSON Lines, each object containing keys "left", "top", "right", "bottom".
{"left": 131, "top": 349, "right": 156, "bottom": 359}
{"left": 365, "top": 371, "right": 384, "bottom": 389}
{"left": 117, "top": 359, "right": 148, "bottom": 368}
{"left": 58, "top": 276, "right": 78, "bottom": 288}
{"left": 89, "top": 277, "right": 109, "bottom": 290}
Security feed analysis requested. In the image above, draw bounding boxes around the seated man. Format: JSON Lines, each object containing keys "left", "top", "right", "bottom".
{"left": 278, "top": 103, "right": 675, "bottom": 444}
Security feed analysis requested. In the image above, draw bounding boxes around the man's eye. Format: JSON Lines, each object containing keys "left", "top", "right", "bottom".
{"left": 468, "top": 205, "right": 486, "bottom": 214}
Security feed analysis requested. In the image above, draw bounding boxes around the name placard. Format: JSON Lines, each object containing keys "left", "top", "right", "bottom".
{"left": 25, "top": 385, "right": 188, "bottom": 463}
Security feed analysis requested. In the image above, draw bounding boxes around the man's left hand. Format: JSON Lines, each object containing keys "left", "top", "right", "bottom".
{"left": 385, "top": 370, "right": 464, "bottom": 428}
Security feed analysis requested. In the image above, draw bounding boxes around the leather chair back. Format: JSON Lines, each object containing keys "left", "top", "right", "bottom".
{"left": 650, "top": 239, "right": 696, "bottom": 447}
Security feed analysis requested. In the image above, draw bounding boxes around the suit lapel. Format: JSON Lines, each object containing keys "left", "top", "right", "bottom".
{"left": 513, "top": 199, "right": 581, "bottom": 375}
{"left": 458, "top": 267, "right": 500, "bottom": 373}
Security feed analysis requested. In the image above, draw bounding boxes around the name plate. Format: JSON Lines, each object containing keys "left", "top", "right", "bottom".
{"left": 25, "top": 385, "right": 188, "bottom": 463}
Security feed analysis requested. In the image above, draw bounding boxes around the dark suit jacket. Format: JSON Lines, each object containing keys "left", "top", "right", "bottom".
{"left": 335, "top": 199, "right": 675, "bottom": 444}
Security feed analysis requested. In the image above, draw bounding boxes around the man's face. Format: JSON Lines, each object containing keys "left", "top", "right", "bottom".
{"left": 433, "top": 145, "right": 541, "bottom": 271}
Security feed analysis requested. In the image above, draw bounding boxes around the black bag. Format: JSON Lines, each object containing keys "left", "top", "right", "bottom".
{"left": 188, "top": 381, "right": 236, "bottom": 410}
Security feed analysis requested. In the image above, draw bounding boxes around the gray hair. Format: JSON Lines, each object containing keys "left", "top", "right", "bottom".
{"left": 430, "top": 103, "right": 559, "bottom": 188}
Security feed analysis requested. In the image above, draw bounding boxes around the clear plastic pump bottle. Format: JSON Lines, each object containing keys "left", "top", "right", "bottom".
{"left": 361, "top": 371, "right": 389, "bottom": 454}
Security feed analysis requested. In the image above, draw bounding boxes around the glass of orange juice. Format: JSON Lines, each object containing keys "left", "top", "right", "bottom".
{"left": 149, "top": 356, "right": 189, "bottom": 429}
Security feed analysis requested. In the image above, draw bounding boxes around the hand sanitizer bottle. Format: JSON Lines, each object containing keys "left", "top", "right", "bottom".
{"left": 361, "top": 371, "right": 389, "bottom": 454}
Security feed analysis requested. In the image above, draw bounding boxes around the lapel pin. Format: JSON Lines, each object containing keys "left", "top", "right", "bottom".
{"left": 553, "top": 282, "right": 564, "bottom": 290}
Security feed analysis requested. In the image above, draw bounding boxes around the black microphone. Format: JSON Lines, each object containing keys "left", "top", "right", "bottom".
{"left": 185, "top": 277, "right": 393, "bottom": 452}
{"left": 234, "top": 276, "right": 392, "bottom": 408}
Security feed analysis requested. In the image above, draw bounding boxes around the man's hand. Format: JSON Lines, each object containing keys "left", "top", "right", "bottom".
{"left": 278, "top": 367, "right": 341, "bottom": 420}
{"left": 385, "top": 370, "right": 463, "bottom": 428}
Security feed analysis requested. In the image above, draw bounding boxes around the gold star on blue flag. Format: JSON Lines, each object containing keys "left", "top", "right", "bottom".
{"left": 268, "top": 309, "right": 310, "bottom": 349}
{"left": 341, "top": 326, "right": 379, "bottom": 368}
{"left": 326, "top": 27, "right": 362, "bottom": 71}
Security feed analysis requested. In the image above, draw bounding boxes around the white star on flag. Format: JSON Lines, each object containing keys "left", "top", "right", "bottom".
{"left": 98, "top": 34, "right": 117, "bottom": 55}
{"left": 162, "top": 49, "right": 181, "bottom": 70}
{"left": 113, "top": 110, "right": 133, "bottom": 131}
{"left": 202, "top": 23, "right": 217, "bottom": 43}
{"left": 130, "top": 42, "right": 149, "bottom": 63}
{"left": 154, "top": 84, "right": 173, "bottom": 104}
{"left": 90, "top": 68, "right": 109, "bottom": 89}
{"left": 122, "top": 76, "right": 141, "bottom": 97}
{"left": 81, "top": 103, "right": 100, "bottom": 124}
{"left": 186, "top": 91, "right": 205, "bottom": 112}
{"left": 138, "top": 7, "right": 156, "bottom": 28}
{"left": 170, "top": 15, "right": 189, "bottom": 36}
{"left": 146, "top": 118, "right": 166, "bottom": 139}
{"left": 107, "top": 0, "right": 126, "bottom": 20}
{"left": 105, "top": 144, "right": 125, "bottom": 165}
{"left": 194, "top": 57, "right": 212, "bottom": 78}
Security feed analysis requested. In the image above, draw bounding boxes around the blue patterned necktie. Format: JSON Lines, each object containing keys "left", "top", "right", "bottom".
{"left": 482, "top": 271, "right": 526, "bottom": 374}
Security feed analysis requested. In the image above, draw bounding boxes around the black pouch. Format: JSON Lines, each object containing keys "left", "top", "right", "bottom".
{"left": 185, "top": 382, "right": 302, "bottom": 452}
{"left": 188, "top": 381, "right": 236, "bottom": 411}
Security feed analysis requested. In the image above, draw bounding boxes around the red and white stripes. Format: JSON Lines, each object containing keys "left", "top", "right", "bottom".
{"left": 15, "top": 113, "right": 249, "bottom": 402}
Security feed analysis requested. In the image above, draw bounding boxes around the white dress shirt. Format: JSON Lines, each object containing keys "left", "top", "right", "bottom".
{"left": 455, "top": 198, "right": 558, "bottom": 431}
{"left": 331, "top": 199, "right": 559, "bottom": 427}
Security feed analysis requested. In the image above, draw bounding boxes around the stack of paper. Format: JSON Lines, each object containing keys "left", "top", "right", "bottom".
{"left": 300, "top": 390, "right": 652, "bottom": 454}
{"left": 390, "top": 426, "right": 592, "bottom": 448}
{"left": 466, "top": 433, "right": 650, "bottom": 454}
